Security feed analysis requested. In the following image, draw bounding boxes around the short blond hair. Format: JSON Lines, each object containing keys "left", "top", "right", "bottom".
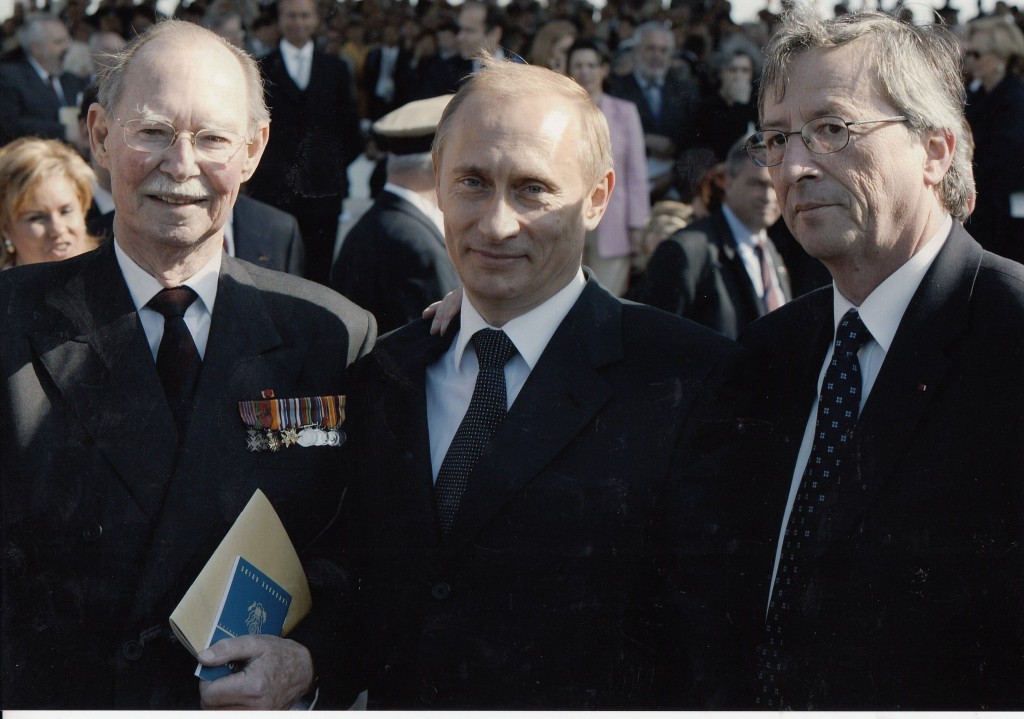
{"left": 0, "top": 137, "right": 96, "bottom": 264}
{"left": 432, "top": 57, "right": 612, "bottom": 188}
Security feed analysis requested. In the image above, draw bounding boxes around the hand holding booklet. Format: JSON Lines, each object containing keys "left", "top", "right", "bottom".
{"left": 169, "top": 489, "right": 311, "bottom": 680}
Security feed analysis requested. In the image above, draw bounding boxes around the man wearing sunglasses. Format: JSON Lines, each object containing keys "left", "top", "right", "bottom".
{"left": 734, "top": 6, "right": 1024, "bottom": 711}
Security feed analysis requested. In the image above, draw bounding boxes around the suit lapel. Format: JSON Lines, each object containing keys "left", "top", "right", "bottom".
{"left": 128, "top": 257, "right": 297, "bottom": 624}
{"left": 819, "top": 226, "right": 976, "bottom": 547}
{"left": 716, "top": 211, "right": 767, "bottom": 316}
{"left": 371, "top": 323, "right": 456, "bottom": 556}
{"left": 441, "top": 281, "right": 620, "bottom": 560}
{"left": 28, "top": 244, "right": 178, "bottom": 517}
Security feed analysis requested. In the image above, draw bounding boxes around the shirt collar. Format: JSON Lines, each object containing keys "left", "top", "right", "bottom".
{"left": 633, "top": 70, "right": 662, "bottom": 89}
{"left": 453, "top": 269, "right": 587, "bottom": 372}
{"left": 114, "top": 238, "right": 222, "bottom": 316}
{"left": 383, "top": 182, "right": 445, "bottom": 237}
{"left": 721, "top": 203, "right": 763, "bottom": 249}
{"left": 281, "top": 39, "right": 313, "bottom": 58}
{"left": 832, "top": 215, "right": 952, "bottom": 353}
{"left": 26, "top": 55, "right": 51, "bottom": 83}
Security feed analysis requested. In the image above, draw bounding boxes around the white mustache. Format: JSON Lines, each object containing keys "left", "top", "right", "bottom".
{"left": 140, "top": 178, "right": 210, "bottom": 201}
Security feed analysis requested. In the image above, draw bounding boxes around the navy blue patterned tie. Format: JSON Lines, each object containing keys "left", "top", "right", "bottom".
{"left": 148, "top": 286, "right": 201, "bottom": 439}
{"left": 434, "top": 329, "right": 517, "bottom": 539}
{"left": 759, "top": 309, "right": 872, "bottom": 708}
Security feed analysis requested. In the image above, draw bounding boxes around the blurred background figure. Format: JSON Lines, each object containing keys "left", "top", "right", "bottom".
{"left": 0, "top": 135, "right": 98, "bottom": 269}
{"left": 568, "top": 39, "right": 648, "bottom": 296}
{"left": 634, "top": 137, "right": 789, "bottom": 339}
{"left": 694, "top": 37, "right": 760, "bottom": 161}
{"left": 963, "top": 16, "right": 1024, "bottom": 264}
{"left": 527, "top": 19, "right": 576, "bottom": 74}
{"left": 331, "top": 94, "right": 457, "bottom": 333}
{"left": 0, "top": 12, "right": 86, "bottom": 144}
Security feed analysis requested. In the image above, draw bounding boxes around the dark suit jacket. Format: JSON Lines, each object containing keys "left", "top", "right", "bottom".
{"left": 0, "top": 242, "right": 376, "bottom": 709}
{"left": 330, "top": 190, "right": 458, "bottom": 334}
{"left": 233, "top": 194, "right": 305, "bottom": 276}
{"left": 637, "top": 209, "right": 792, "bottom": 339}
{"left": 735, "top": 223, "right": 1024, "bottom": 709}
{"left": 608, "top": 71, "right": 698, "bottom": 153}
{"left": 362, "top": 45, "right": 411, "bottom": 120}
{"left": 90, "top": 198, "right": 305, "bottom": 276}
{"left": 965, "top": 74, "right": 1024, "bottom": 264}
{"left": 0, "top": 59, "right": 85, "bottom": 143}
{"left": 247, "top": 48, "right": 363, "bottom": 204}
{"left": 338, "top": 278, "right": 740, "bottom": 708}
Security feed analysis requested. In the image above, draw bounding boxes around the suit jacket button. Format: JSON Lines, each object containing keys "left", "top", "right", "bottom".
{"left": 418, "top": 681, "right": 438, "bottom": 705}
{"left": 122, "top": 639, "right": 143, "bottom": 661}
{"left": 82, "top": 523, "right": 103, "bottom": 542}
{"left": 431, "top": 582, "right": 450, "bottom": 600}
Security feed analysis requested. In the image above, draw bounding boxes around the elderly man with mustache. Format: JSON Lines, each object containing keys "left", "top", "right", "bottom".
{"left": 0, "top": 20, "right": 375, "bottom": 710}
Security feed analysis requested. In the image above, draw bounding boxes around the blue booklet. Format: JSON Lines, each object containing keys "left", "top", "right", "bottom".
{"left": 195, "top": 555, "right": 292, "bottom": 681}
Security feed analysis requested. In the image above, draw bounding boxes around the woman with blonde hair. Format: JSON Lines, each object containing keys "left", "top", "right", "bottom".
{"left": 0, "top": 136, "right": 98, "bottom": 269}
{"left": 527, "top": 19, "right": 577, "bottom": 74}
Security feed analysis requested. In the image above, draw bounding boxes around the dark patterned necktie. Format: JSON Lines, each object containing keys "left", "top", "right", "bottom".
{"left": 434, "top": 328, "right": 517, "bottom": 539}
{"left": 147, "top": 287, "right": 201, "bottom": 438}
{"left": 759, "top": 309, "right": 872, "bottom": 709}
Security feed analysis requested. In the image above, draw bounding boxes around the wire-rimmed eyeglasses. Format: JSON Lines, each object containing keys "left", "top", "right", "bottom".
{"left": 117, "top": 118, "right": 252, "bottom": 162}
{"left": 743, "top": 115, "right": 908, "bottom": 168}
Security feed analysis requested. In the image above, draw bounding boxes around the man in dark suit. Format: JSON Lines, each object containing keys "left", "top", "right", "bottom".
{"left": 0, "top": 13, "right": 86, "bottom": 144}
{"left": 331, "top": 95, "right": 458, "bottom": 334}
{"left": 419, "top": 1, "right": 511, "bottom": 98}
{"left": 245, "top": 0, "right": 363, "bottom": 285}
{"left": 639, "top": 138, "right": 791, "bottom": 338}
{"left": 608, "top": 22, "right": 699, "bottom": 198}
{"left": 362, "top": 20, "right": 409, "bottom": 121}
{"left": 0, "top": 21, "right": 375, "bottom": 709}
{"left": 337, "top": 59, "right": 738, "bottom": 709}
{"left": 736, "top": 8, "right": 1024, "bottom": 709}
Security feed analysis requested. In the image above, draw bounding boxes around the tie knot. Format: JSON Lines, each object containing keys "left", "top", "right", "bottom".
{"left": 148, "top": 286, "right": 198, "bottom": 319}
{"left": 834, "top": 309, "right": 871, "bottom": 356}
{"left": 472, "top": 329, "right": 516, "bottom": 370}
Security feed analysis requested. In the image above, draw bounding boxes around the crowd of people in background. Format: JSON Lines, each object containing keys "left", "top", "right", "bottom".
{"left": 3, "top": 0, "right": 1022, "bottom": 320}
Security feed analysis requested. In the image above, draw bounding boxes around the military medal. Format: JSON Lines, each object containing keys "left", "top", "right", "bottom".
{"left": 239, "top": 390, "right": 346, "bottom": 452}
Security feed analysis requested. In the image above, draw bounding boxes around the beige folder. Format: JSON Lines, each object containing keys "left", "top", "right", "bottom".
{"left": 169, "top": 489, "right": 312, "bottom": 657}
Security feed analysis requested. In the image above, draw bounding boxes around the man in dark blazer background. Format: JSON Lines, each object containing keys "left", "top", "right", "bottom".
{"left": 245, "top": 0, "right": 363, "bottom": 285}
{"left": 0, "top": 22, "right": 375, "bottom": 709}
{"left": 608, "top": 21, "right": 699, "bottom": 199}
{"left": 337, "top": 60, "right": 739, "bottom": 709}
{"left": 638, "top": 138, "right": 791, "bottom": 338}
{"left": 0, "top": 13, "right": 86, "bottom": 144}
{"left": 330, "top": 95, "right": 458, "bottom": 334}
{"left": 736, "top": 9, "right": 1024, "bottom": 710}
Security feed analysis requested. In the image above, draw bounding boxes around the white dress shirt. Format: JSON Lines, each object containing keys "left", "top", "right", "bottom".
{"left": 722, "top": 203, "right": 786, "bottom": 309}
{"left": 281, "top": 39, "right": 313, "bottom": 90}
{"left": 766, "top": 215, "right": 952, "bottom": 613}
{"left": 425, "top": 270, "right": 586, "bottom": 481}
{"left": 114, "top": 239, "right": 222, "bottom": 361}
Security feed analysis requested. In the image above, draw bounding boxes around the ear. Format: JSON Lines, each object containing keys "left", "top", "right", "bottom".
{"left": 88, "top": 102, "right": 112, "bottom": 170}
{"left": 240, "top": 123, "right": 270, "bottom": 182}
{"left": 583, "top": 168, "right": 615, "bottom": 232}
{"left": 922, "top": 127, "right": 955, "bottom": 190}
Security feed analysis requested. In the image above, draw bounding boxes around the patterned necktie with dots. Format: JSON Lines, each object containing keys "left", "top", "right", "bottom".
{"left": 759, "top": 308, "right": 872, "bottom": 709}
{"left": 434, "top": 328, "right": 517, "bottom": 539}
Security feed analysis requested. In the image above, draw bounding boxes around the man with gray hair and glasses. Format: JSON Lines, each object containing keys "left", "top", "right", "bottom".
{"left": 734, "top": 5, "right": 1024, "bottom": 710}
{"left": 0, "top": 20, "right": 374, "bottom": 709}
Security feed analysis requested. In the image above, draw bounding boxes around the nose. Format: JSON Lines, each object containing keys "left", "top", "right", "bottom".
{"left": 775, "top": 134, "right": 820, "bottom": 186}
{"left": 478, "top": 192, "right": 520, "bottom": 242}
{"left": 160, "top": 134, "right": 201, "bottom": 182}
